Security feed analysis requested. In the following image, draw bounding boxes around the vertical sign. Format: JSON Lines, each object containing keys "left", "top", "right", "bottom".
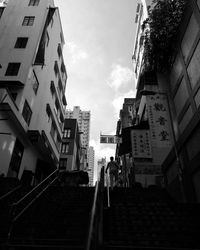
{"left": 131, "top": 129, "right": 152, "bottom": 158}
{"left": 146, "top": 94, "right": 172, "bottom": 147}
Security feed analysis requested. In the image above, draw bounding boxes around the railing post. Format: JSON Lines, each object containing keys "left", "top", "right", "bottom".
{"left": 98, "top": 166, "right": 104, "bottom": 248}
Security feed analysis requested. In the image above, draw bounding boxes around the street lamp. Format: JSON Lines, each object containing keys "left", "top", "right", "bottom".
{"left": 140, "top": 89, "right": 185, "bottom": 201}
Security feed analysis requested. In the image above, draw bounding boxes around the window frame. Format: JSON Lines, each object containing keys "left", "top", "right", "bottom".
{"left": 59, "top": 159, "right": 67, "bottom": 170}
{"left": 61, "top": 143, "right": 69, "bottom": 153}
{"left": 63, "top": 129, "right": 71, "bottom": 138}
{"left": 0, "top": 7, "right": 5, "bottom": 19}
{"left": 28, "top": 0, "right": 40, "bottom": 6}
{"left": 32, "top": 71, "right": 39, "bottom": 94}
{"left": 22, "top": 100, "right": 32, "bottom": 125}
{"left": 5, "top": 63, "right": 21, "bottom": 76}
{"left": 22, "top": 16, "right": 35, "bottom": 26}
{"left": 15, "top": 37, "right": 28, "bottom": 49}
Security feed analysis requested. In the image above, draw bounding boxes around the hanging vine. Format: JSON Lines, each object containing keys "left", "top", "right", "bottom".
{"left": 142, "top": 0, "right": 187, "bottom": 72}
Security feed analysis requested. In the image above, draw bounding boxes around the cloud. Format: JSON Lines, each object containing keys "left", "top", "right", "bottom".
{"left": 107, "top": 64, "right": 133, "bottom": 91}
{"left": 67, "top": 42, "right": 88, "bottom": 64}
{"left": 112, "top": 89, "right": 137, "bottom": 119}
{"left": 90, "top": 139, "right": 115, "bottom": 161}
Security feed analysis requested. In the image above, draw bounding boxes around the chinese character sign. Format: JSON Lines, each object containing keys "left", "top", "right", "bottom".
{"left": 147, "top": 94, "right": 172, "bottom": 147}
{"left": 131, "top": 130, "right": 152, "bottom": 158}
{"left": 100, "top": 135, "right": 122, "bottom": 144}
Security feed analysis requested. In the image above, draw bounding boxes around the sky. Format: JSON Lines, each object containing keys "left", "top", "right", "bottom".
{"left": 54, "top": 0, "right": 137, "bottom": 176}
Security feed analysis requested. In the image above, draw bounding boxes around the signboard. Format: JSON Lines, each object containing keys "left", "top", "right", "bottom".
{"left": 131, "top": 129, "right": 152, "bottom": 158}
{"left": 146, "top": 94, "right": 172, "bottom": 147}
{"left": 100, "top": 135, "right": 122, "bottom": 144}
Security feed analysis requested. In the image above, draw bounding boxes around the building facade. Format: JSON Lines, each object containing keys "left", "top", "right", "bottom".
{"left": 132, "top": 0, "right": 200, "bottom": 202}
{"left": 59, "top": 119, "right": 82, "bottom": 172}
{"left": 0, "top": 0, "right": 67, "bottom": 182}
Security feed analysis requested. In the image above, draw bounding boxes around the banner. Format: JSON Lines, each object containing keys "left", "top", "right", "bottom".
{"left": 131, "top": 129, "right": 152, "bottom": 158}
{"left": 100, "top": 135, "right": 122, "bottom": 144}
{"left": 146, "top": 94, "right": 172, "bottom": 147}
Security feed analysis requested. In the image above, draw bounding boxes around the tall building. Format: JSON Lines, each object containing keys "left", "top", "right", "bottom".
{"left": 0, "top": 0, "right": 67, "bottom": 182}
{"left": 88, "top": 146, "right": 95, "bottom": 186}
{"left": 65, "top": 106, "right": 90, "bottom": 170}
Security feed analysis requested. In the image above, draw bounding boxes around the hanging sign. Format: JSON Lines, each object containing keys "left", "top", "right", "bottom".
{"left": 100, "top": 135, "right": 122, "bottom": 144}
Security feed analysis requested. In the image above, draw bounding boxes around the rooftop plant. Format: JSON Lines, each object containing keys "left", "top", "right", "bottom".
{"left": 142, "top": 0, "right": 187, "bottom": 72}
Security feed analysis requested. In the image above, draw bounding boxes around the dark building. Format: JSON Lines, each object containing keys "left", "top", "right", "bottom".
{"left": 132, "top": 0, "right": 200, "bottom": 202}
{"left": 59, "top": 119, "right": 82, "bottom": 171}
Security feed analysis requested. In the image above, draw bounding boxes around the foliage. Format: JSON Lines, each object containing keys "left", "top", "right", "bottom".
{"left": 142, "top": 0, "right": 187, "bottom": 72}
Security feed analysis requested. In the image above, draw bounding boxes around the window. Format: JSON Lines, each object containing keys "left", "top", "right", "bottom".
{"left": 28, "top": 0, "right": 40, "bottom": 6}
{"left": 54, "top": 99, "right": 60, "bottom": 115}
{"left": 45, "top": 31, "right": 50, "bottom": 47}
{"left": 5, "top": 63, "right": 21, "bottom": 76}
{"left": 63, "top": 129, "right": 71, "bottom": 138}
{"left": 50, "top": 81, "right": 55, "bottom": 97}
{"left": 46, "top": 104, "right": 51, "bottom": 123}
{"left": 22, "top": 100, "right": 32, "bottom": 125}
{"left": 60, "top": 32, "right": 64, "bottom": 44}
{"left": 10, "top": 92, "right": 17, "bottom": 101}
{"left": 32, "top": 72, "right": 39, "bottom": 94}
{"left": 15, "top": 37, "right": 28, "bottom": 48}
{"left": 61, "top": 143, "right": 69, "bottom": 153}
{"left": 57, "top": 44, "right": 62, "bottom": 58}
{"left": 22, "top": 16, "right": 35, "bottom": 26}
{"left": 0, "top": 7, "right": 4, "bottom": 19}
{"left": 50, "top": 122, "right": 57, "bottom": 142}
{"left": 59, "top": 159, "right": 67, "bottom": 170}
{"left": 50, "top": 16, "right": 54, "bottom": 28}
{"left": 54, "top": 61, "right": 59, "bottom": 77}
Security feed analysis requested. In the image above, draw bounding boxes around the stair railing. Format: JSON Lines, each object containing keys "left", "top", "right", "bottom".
{"left": 106, "top": 171, "right": 110, "bottom": 207}
{"left": 7, "top": 168, "right": 59, "bottom": 241}
{"left": 0, "top": 185, "right": 21, "bottom": 201}
{"left": 86, "top": 166, "right": 104, "bottom": 250}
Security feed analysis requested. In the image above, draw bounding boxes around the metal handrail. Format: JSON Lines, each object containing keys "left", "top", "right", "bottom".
{"left": 86, "top": 180, "right": 100, "bottom": 250}
{"left": 86, "top": 166, "right": 104, "bottom": 250}
{"left": 11, "top": 169, "right": 58, "bottom": 206}
{"left": 106, "top": 172, "right": 110, "bottom": 207}
{"left": 12, "top": 176, "right": 58, "bottom": 223}
{"left": 0, "top": 185, "right": 21, "bottom": 201}
{"left": 7, "top": 169, "right": 59, "bottom": 241}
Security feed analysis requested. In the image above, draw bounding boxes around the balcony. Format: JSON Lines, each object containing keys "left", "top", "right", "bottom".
{"left": 28, "top": 130, "right": 59, "bottom": 165}
{"left": 0, "top": 88, "right": 28, "bottom": 135}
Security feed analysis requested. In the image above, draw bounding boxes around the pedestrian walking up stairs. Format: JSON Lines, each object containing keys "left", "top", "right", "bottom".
{"left": 102, "top": 186, "right": 200, "bottom": 250}
{"left": 0, "top": 170, "right": 97, "bottom": 250}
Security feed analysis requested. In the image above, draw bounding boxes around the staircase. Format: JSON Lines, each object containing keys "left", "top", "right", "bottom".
{"left": 103, "top": 187, "right": 200, "bottom": 250}
{"left": 0, "top": 182, "right": 32, "bottom": 243}
{"left": 1, "top": 185, "right": 95, "bottom": 250}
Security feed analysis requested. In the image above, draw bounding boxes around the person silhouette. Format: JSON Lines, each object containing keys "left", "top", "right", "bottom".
{"left": 105, "top": 156, "right": 119, "bottom": 190}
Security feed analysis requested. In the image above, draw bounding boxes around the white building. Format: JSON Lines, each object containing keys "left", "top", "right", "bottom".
{"left": 65, "top": 106, "right": 90, "bottom": 170}
{"left": 132, "top": 0, "right": 154, "bottom": 87}
{"left": 0, "top": 0, "right": 67, "bottom": 182}
{"left": 88, "top": 146, "right": 95, "bottom": 186}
